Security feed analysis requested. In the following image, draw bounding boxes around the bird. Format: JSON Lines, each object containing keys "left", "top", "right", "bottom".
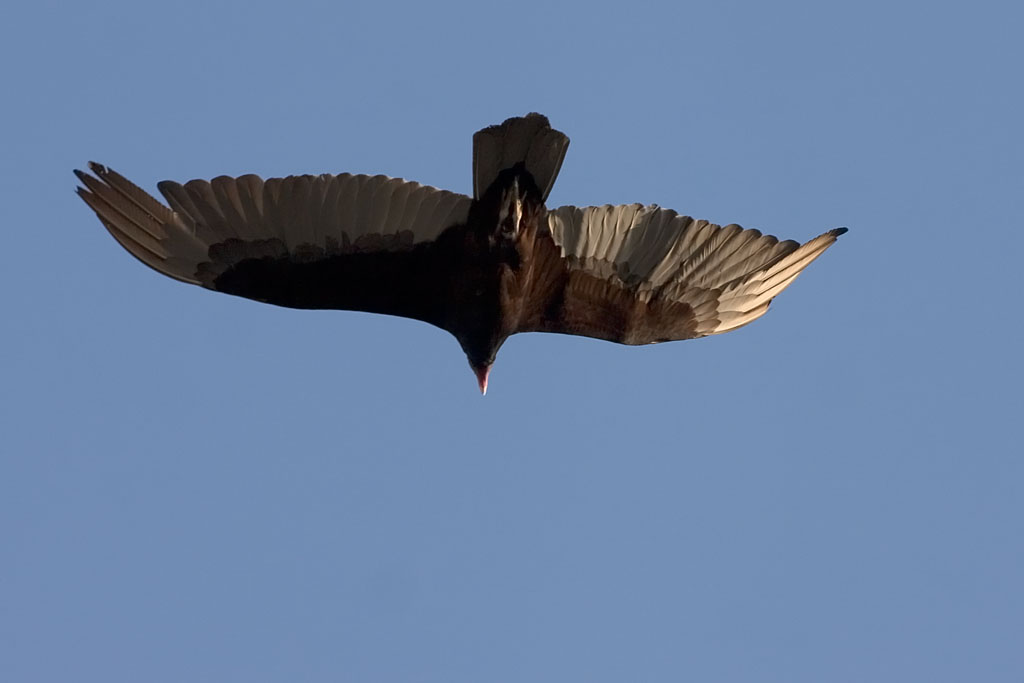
{"left": 75, "top": 113, "right": 847, "bottom": 394}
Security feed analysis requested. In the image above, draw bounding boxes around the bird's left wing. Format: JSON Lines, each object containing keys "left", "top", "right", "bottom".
{"left": 76, "top": 163, "right": 473, "bottom": 327}
{"left": 517, "top": 203, "right": 846, "bottom": 344}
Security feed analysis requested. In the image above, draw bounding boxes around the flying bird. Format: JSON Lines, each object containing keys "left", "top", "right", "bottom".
{"left": 76, "top": 114, "right": 846, "bottom": 394}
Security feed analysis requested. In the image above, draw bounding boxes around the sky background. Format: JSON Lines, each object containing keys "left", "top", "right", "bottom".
{"left": 3, "top": 1, "right": 1023, "bottom": 681}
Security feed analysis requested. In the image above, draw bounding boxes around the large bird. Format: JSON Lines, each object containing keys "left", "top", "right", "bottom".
{"left": 76, "top": 113, "right": 846, "bottom": 394}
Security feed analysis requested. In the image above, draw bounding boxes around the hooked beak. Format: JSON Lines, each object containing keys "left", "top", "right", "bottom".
{"left": 473, "top": 364, "right": 491, "bottom": 396}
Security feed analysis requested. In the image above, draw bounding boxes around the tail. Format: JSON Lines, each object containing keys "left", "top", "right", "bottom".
{"left": 472, "top": 113, "right": 569, "bottom": 202}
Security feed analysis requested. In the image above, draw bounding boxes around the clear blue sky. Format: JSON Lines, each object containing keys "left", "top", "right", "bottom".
{"left": 3, "top": 1, "right": 1022, "bottom": 681}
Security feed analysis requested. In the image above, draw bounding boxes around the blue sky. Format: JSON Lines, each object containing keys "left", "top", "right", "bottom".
{"left": 3, "top": 1, "right": 1022, "bottom": 681}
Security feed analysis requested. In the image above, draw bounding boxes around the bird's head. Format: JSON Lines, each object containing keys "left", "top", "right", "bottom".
{"left": 460, "top": 337, "right": 506, "bottom": 396}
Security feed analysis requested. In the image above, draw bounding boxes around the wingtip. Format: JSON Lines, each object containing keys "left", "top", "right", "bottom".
{"left": 831, "top": 227, "right": 849, "bottom": 237}
{"left": 74, "top": 163, "right": 110, "bottom": 184}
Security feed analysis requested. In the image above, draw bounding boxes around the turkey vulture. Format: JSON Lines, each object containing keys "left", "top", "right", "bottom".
{"left": 76, "top": 113, "right": 846, "bottom": 394}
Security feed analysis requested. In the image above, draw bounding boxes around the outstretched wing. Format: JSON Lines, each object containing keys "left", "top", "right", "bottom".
{"left": 75, "top": 163, "right": 473, "bottom": 328}
{"left": 520, "top": 203, "right": 846, "bottom": 344}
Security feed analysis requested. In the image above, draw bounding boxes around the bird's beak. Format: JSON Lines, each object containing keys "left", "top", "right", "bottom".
{"left": 473, "top": 364, "right": 491, "bottom": 396}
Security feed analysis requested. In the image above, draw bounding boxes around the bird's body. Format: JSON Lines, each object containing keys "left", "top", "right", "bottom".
{"left": 76, "top": 114, "right": 846, "bottom": 393}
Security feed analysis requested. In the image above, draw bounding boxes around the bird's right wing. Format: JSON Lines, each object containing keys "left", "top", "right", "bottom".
{"left": 76, "top": 163, "right": 473, "bottom": 327}
{"left": 519, "top": 203, "right": 845, "bottom": 344}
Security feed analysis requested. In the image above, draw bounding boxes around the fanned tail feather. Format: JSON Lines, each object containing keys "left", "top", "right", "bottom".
{"left": 472, "top": 113, "right": 569, "bottom": 201}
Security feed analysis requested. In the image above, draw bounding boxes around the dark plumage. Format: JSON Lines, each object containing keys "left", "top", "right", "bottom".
{"left": 76, "top": 113, "right": 846, "bottom": 393}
